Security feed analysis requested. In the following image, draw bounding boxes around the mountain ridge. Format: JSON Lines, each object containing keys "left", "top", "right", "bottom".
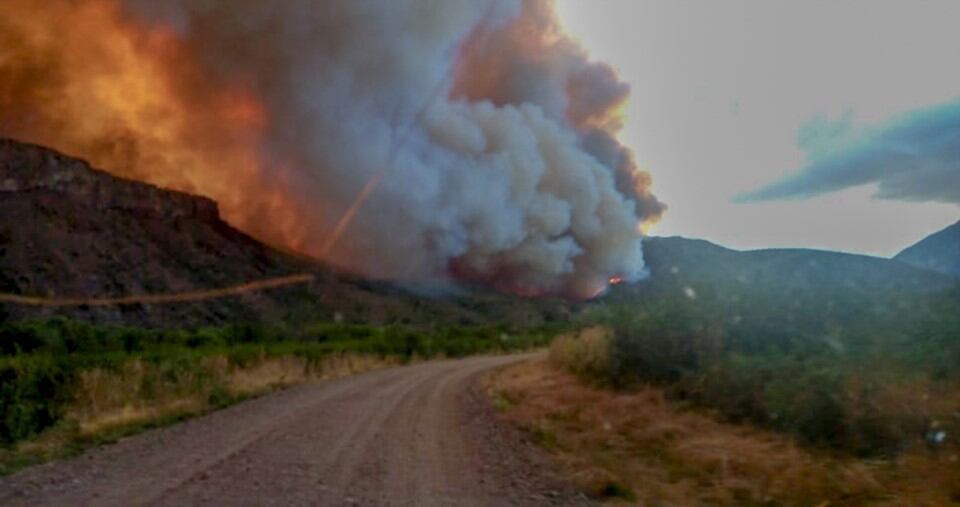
{"left": 635, "top": 234, "right": 955, "bottom": 296}
{"left": 894, "top": 220, "right": 960, "bottom": 278}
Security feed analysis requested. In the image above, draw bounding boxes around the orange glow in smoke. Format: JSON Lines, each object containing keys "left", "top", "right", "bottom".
{"left": 0, "top": 0, "right": 306, "bottom": 255}
{"left": 1, "top": 0, "right": 660, "bottom": 300}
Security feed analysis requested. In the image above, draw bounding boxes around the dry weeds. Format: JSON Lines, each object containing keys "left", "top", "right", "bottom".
{"left": 66, "top": 353, "right": 399, "bottom": 438}
{"left": 2, "top": 352, "right": 410, "bottom": 474}
{"left": 487, "top": 356, "right": 960, "bottom": 506}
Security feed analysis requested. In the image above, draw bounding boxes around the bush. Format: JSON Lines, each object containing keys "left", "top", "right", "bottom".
{"left": 549, "top": 329, "right": 615, "bottom": 382}
{"left": 0, "top": 325, "right": 44, "bottom": 355}
{"left": 0, "top": 357, "right": 73, "bottom": 443}
{"left": 588, "top": 286, "right": 960, "bottom": 457}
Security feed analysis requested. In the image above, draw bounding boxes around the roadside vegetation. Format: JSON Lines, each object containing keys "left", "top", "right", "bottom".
{"left": 0, "top": 315, "right": 556, "bottom": 475}
{"left": 588, "top": 286, "right": 960, "bottom": 458}
{"left": 513, "top": 277, "right": 960, "bottom": 505}
{"left": 489, "top": 247, "right": 960, "bottom": 504}
{"left": 490, "top": 349, "right": 960, "bottom": 506}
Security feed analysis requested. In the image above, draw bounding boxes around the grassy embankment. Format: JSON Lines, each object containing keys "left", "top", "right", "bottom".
{"left": 490, "top": 328, "right": 960, "bottom": 506}
{"left": 488, "top": 280, "right": 960, "bottom": 505}
{"left": 0, "top": 317, "right": 556, "bottom": 475}
{"left": 590, "top": 287, "right": 960, "bottom": 457}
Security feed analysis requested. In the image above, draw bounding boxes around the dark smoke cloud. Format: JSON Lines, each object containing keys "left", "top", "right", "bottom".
{"left": 740, "top": 98, "right": 960, "bottom": 205}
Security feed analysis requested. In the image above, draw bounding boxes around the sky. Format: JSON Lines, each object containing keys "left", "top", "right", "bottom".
{"left": 554, "top": 0, "right": 960, "bottom": 257}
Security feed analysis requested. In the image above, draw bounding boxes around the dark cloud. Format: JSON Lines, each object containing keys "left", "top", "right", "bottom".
{"left": 739, "top": 99, "right": 960, "bottom": 205}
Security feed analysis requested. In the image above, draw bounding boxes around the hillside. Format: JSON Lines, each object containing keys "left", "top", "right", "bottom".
{"left": 633, "top": 235, "right": 955, "bottom": 297}
{"left": 592, "top": 236, "right": 960, "bottom": 466}
{"left": 0, "top": 139, "right": 569, "bottom": 328}
{"left": 604, "top": 236, "right": 958, "bottom": 347}
{"left": 895, "top": 220, "right": 960, "bottom": 278}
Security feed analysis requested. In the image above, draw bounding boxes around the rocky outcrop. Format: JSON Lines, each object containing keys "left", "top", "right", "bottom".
{"left": 0, "top": 138, "right": 317, "bottom": 326}
{"left": 0, "top": 139, "right": 219, "bottom": 222}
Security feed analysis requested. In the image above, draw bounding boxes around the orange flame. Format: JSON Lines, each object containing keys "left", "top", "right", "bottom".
{"left": 0, "top": 0, "right": 306, "bottom": 254}
{"left": 1, "top": 1, "right": 663, "bottom": 299}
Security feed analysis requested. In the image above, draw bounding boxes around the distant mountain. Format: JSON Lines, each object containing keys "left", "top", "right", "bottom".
{"left": 605, "top": 236, "right": 957, "bottom": 343}
{"left": 0, "top": 139, "right": 569, "bottom": 328}
{"left": 895, "top": 221, "right": 960, "bottom": 278}
{"left": 637, "top": 236, "right": 955, "bottom": 296}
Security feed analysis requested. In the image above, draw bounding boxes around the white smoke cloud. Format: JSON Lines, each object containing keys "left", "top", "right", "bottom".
{"left": 16, "top": 0, "right": 666, "bottom": 298}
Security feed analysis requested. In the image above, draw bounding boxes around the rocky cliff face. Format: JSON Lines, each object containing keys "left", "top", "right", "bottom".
{"left": 0, "top": 139, "right": 220, "bottom": 223}
{"left": 0, "top": 139, "right": 319, "bottom": 326}
{"left": 0, "top": 138, "right": 567, "bottom": 328}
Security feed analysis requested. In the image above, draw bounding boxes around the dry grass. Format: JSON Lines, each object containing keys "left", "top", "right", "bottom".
{"left": 0, "top": 352, "right": 412, "bottom": 475}
{"left": 313, "top": 353, "right": 404, "bottom": 381}
{"left": 65, "top": 352, "right": 399, "bottom": 437}
{"left": 68, "top": 359, "right": 212, "bottom": 434}
{"left": 487, "top": 357, "right": 960, "bottom": 506}
{"left": 548, "top": 327, "right": 615, "bottom": 380}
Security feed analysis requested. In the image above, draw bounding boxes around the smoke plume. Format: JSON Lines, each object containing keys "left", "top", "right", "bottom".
{"left": 0, "top": 0, "right": 664, "bottom": 298}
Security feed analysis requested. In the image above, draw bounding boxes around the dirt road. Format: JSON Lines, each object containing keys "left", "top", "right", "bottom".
{"left": 0, "top": 354, "right": 590, "bottom": 506}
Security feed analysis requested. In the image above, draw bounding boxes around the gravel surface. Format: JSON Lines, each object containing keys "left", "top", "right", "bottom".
{"left": 0, "top": 353, "right": 592, "bottom": 506}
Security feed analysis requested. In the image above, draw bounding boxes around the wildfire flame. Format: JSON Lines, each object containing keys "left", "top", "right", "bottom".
{"left": 0, "top": 0, "right": 304, "bottom": 250}
{"left": 0, "top": 0, "right": 664, "bottom": 299}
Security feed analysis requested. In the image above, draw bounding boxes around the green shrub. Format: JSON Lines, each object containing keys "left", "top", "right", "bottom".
{"left": 591, "top": 286, "right": 960, "bottom": 457}
{"left": 0, "top": 325, "right": 44, "bottom": 355}
{"left": 0, "top": 357, "right": 73, "bottom": 443}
